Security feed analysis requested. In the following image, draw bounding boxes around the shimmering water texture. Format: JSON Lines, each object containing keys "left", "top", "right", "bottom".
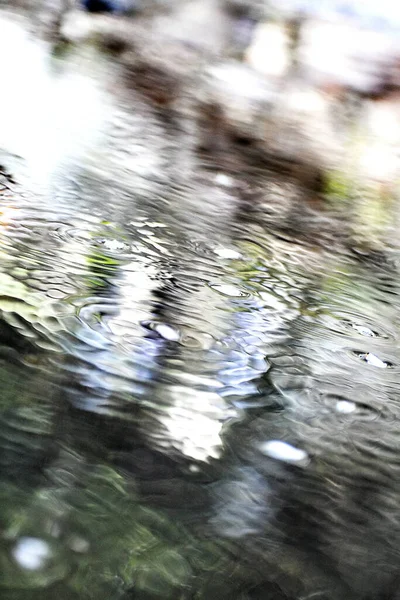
{"left": 1, "top": 8, "right": 400, "bottom": 600}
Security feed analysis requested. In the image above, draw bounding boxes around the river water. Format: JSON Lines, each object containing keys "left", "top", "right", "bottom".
{"left": 0, "top": 7, "right": 400, "bottom": 600}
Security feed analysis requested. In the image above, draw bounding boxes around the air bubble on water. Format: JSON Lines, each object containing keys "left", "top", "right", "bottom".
{"left": 12, "top": 537, "right": 51, "bottom": 570}
{"left": 336, "top": 400, "right": 356, "bottom": 413}
{"left": 260, "top": 440, "right": 310, "bottom": 466}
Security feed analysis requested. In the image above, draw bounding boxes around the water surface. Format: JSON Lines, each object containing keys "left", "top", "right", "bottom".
{"left": 0, "top": 10, "right": 400, "bottom": 600}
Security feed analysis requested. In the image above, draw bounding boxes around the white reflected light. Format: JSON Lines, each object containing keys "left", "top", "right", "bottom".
{"left": 260, "top": 440, "right": 310, "bottom": 466}
{"left": 0, "top": 16, "right": 108, "bottom": 187}
{"left": 158, "top": 386, "right": 236, "bottom": 462}
{"left": 246, "top": 23, "right": 290, "bottom": 77}
{"left": 12, "top": 537, "right": 51, "bottom": 571}
{"left": 336, "top": 400, "right": 356, "bottom": 414}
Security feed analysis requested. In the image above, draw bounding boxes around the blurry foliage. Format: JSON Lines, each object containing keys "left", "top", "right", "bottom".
{"left": 351, "top": 185, "right": 396, "bottom": 250}
{"left": 324, "top": 170, "right": 353, "bottom": 205}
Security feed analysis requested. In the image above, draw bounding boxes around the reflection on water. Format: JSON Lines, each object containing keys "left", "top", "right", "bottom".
{"left": 1, "top": 8, "right": 400, "bottom": 600}
{"left": 0, "top": 15, "right": 111, "bottom": 189}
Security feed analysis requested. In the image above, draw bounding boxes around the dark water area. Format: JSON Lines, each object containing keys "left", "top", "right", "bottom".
{"left": 0, "top": 7, "right": 400, "bottom": 600}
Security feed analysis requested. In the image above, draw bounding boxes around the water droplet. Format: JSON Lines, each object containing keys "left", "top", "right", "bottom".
{"left": 12, "top": 537, "right": 51, "bottom": 571}
{"left": 260, "top": 440, "right": 310, "bottom": 466}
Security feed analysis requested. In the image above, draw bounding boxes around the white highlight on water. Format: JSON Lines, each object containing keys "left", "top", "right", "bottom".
{"left": 365, "top": 353, "right": 387, "bottom": 368}
{"left": 214, "top": 247, "right": 242, "bottom": 260}
{"left": 260, "top": 440, "right": 310, "bottom": 466}
{"left": 155, "top": 323, "right": 180, "bottom": 341}
{"left": 12, "top": 537, "right": 51, "bottom": 570}
{"left": 336, "top": 400, "right": 357, "bottom": 413}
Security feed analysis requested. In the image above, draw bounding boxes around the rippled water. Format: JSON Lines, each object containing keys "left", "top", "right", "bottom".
{"left": 1, "top": 8, "right": 400, "bottom": 600}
